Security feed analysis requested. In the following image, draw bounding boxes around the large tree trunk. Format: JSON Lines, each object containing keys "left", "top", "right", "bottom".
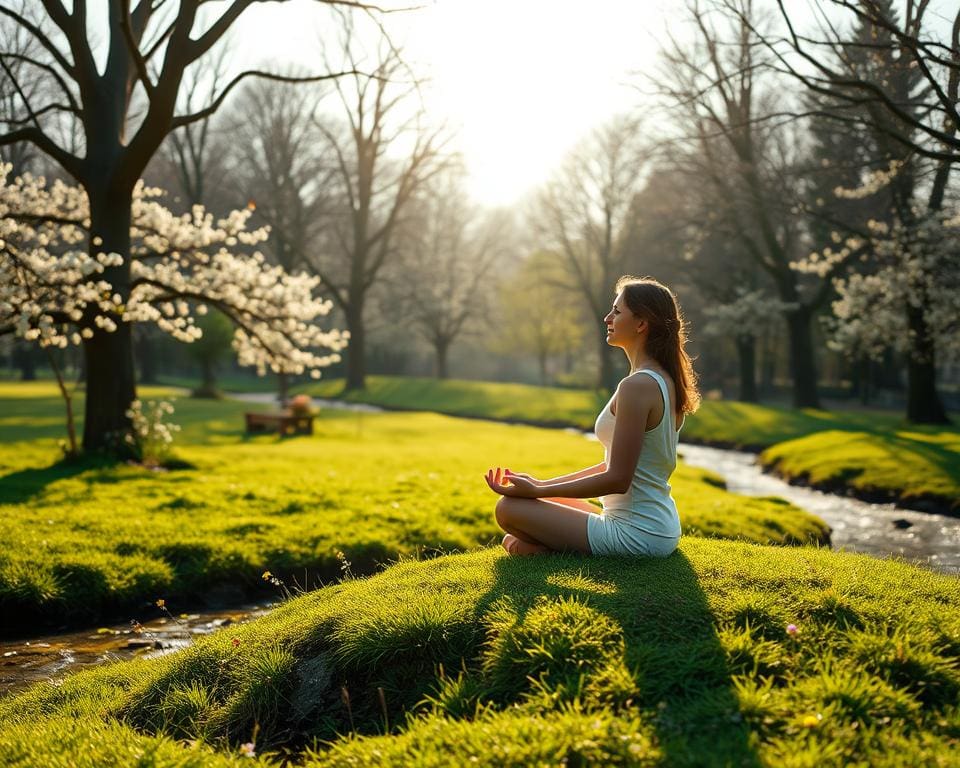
{"left": 82, "top": 189, "right": 136, "bottom": 453}
{"left": 12, "top": 341, "right": 37, "bottom": 381}
{"left": 434, "top": 339, "right": 449, "bottom": 380}
{"left": 905, "top": 304, "right": 949, "bottom": 424}
{"left": 735, "top": 334, "right": 757, "bottom": 403}
{"left": 759, "top": 330, "right": 776, "bottom": 397}
{"left": 134, "top": 326, "right": 158, "bottom": 384}
{"left": 783, "top": 307, "right": 820, "bottom": 409}
{"left": 345, "top": 305, "right": 366, "bottom": 391}
{"left": 195, "top": 357, "right": 218, "bottom": 397}
{"left": 854, "top": 356, "right": 872, "bottom": 406}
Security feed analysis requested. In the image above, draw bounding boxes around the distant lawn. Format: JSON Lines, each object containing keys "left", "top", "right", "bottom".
{"left": 302, "top": 376, "right": 960, "bottom": 513}
{"left": 0, "top": 383, "right": 827, "bottom": 633}
{"left": 2, "top": 540, "right": 958, "bottom": 766}
{"left": 304, "top": 375, "right": 607, "bottom": 428}
{"left": 157, "top": 372, "right": 284, "bottom": 394}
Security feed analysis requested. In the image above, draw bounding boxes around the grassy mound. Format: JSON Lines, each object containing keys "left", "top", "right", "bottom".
{"left": 300, "top": 376, "right": 960, "bottom": 512}
{"left": 0, "top": 384, "right": 827, "bottom": 633}
{"left": 761, "top": 430, "right": 960, "bottom": 515}
{"left": 2, "top": 540, "right": 958, "bottom": 766}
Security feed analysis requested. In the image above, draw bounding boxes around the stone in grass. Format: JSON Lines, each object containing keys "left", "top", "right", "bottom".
{"left": 126, "top": 639, "right": 163, "bottom": 650}
{"left": 291, "top": 653, "right": 334, "bottom": 723}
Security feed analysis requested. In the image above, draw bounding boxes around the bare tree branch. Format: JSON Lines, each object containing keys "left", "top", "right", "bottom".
{"left": 171, "top": 68, "right": 361, "bottom": 129}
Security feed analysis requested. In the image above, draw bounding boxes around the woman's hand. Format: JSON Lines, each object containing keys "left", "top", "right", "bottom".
{"left": 484, "top": 466, "right": 540, "bottom": 498}
{"left": 504, "top": 470, "right": 543, "bottom": 487}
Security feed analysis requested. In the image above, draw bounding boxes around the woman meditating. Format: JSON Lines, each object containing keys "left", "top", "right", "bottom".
{"left": 485, "top": 276, "right": 700, "bottom": 557}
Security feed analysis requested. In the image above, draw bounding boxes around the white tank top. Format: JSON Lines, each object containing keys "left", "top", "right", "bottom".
{"left": 593, "top": 369, "right": 682, "bottom": 538}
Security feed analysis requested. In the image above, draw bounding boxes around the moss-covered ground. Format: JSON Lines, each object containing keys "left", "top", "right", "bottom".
{"left": 0, "top": 383, "right": 826, "bottom": 633}
{"left": 1, "top": 541, "right": 958, "bottom": 766}
{"left": 300, "top": 376, "right": 960, "bottom": 513}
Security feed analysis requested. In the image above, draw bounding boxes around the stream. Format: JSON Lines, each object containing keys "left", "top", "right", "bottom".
{"left": 2, "top": 397, "right": 956, "bottom": 698}
{"left": 0, "top": 603, "right": 275, "bottom": 698}
{"left": 679, "top": 443, "right": 960, "bottom": 577}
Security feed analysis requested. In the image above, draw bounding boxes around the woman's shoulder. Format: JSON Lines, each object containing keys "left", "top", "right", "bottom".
{"left": 617, "top": 371, "right": 662, "bottom": 402}
{"left": 622, "top": 368, "right": 672, "bottom": 388}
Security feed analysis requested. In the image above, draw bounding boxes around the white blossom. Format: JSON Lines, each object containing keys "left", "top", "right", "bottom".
{"left": 826, "top": 212, "right": 960, "bottom": 363}
{"left": 702, "top": 288, "right": 796, "bottom": 339}
{"left": 0, "top": 166, "right": 346, "bottom": 377}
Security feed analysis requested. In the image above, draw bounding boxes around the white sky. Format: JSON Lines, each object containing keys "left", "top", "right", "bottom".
{"left": 229, "top": 0, "right": 674, "bottom": 207}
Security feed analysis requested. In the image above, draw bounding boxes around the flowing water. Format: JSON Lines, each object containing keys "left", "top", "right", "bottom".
{"left": 0, "top": 603, "right": 274, "bottom": 698}
{"left": 679, "top": 442, "right": 960, "bottom": 576}
{"left": 3, "top": 397, "right": 955, "bottom": 698}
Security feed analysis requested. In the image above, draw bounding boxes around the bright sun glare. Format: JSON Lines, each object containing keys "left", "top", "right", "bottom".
{"left": 232, "top": 0, "right": 667, "bottom": 207}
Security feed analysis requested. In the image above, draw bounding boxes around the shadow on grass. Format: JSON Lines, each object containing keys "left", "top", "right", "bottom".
{"left": 469, "top": 551, "right": 759, "bottom": 766}
{"left": 0, "top": 454, "right": 113, "bottom": 505}
{"left": 885, "top": 433, "right": 960, "bottom": 486}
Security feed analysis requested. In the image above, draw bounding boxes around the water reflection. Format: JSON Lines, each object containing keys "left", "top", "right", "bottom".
{"left": 0, "top": 603, "right": 273, "bottom": 698}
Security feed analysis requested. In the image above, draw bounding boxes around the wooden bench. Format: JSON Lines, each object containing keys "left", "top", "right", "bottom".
{"left": 244, "top": 411, "right": 314, "bottom": 436}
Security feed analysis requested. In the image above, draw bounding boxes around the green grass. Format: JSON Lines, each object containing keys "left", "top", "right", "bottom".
{"left": 0, "top": 383, "right": 827, "bottom": 632}
{"left": 302, "top": 376, "right": 960, "bottom": 512}
{"left": 1, "top": 541, "right": 958, "bottom": 766}
{"left": 760, "top": 430, "right": 960, "bottom": 513}
{"left": 304, "top": 375, "right": 608, "bottom": 428}
{"left": 157, "top": 372, "right": 285, "bottom": 395}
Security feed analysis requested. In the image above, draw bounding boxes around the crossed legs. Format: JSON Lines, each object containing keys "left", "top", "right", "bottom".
{"left": 494, "top": 496, "right": 596, "bottom": 555}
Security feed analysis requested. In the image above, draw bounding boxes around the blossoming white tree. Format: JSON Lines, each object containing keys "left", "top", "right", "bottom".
{"left": 757, "top": 0, "right": 960, "bottom": 422}
{"left": 796, "top": 213, "right": 960, "bottom": 412}
{"left": 0, "top": 0, "right": 369, "bottom": 451}
{"left": 1, "top": 166, "right": 347, "bottom": 454}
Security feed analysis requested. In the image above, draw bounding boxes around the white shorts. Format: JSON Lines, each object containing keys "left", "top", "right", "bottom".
{"left": 586, "top": 512, "right": 679, "bottom": 557}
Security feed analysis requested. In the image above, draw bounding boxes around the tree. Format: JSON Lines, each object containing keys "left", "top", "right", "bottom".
{"left": 395, "top": 172, "right": 509, "bottom": 379}
{"left": 1, "top": 168, "right": 346, "bottom": 456}
{"left": 186, "top": 306, "right": 234, "bottom": 398}
{"left": 655, "top": 0, "right": 830, "bottom": 408}
{"left": 617, "top": 164, "right": 776, "bottom": 402}
{"left": 0, "top": 0, "right": 365, "bottom": 451}
{"left": 0, "top": 2, "right": 44, "bottom": 172}
{"left": 757, "top": 0, "right": 959, "bottom": 422}
{"left": 227, "top": 77, "right": 330, "bottom": 275}
{"left": 498, "top": 250, "right": 586, "bottom": 385}
{"left": 534, "top": 115, "right": 648, "bottom": 390}
{"left": 308, "top": 16, "right": 447, "bottom": 390}
{"left": 160, "top": 44, "right": 233, "bottom": 210}
{"left": 223, "top": 75, "right": 334, "bottom": 402}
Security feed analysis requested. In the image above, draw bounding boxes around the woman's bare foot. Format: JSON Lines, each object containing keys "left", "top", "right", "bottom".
{"left": 502, "top": 533, "right": 552, "bottom": 556}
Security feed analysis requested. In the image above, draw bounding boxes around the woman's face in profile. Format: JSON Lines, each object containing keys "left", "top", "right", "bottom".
{"left": 604, "top": 291, "right": 637, "bottom": 347}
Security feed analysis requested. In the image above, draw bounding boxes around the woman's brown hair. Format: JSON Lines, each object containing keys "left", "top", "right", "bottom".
{"left": 616, "top": 275, "right": 701, "bottom": 415}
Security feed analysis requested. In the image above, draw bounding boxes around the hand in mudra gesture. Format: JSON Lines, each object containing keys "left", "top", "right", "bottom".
{"left": 484, "top": 467, "right": 542, "bottom": 498}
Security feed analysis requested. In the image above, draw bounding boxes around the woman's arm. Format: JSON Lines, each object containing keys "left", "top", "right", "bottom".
{"left": 540, "top": 462, "right": 606, "bottom": 485}
{"left": 490, "top": 376, "right": 655, "bottom": 500}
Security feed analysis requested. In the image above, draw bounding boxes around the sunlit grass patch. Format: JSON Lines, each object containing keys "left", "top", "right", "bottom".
{"left": 761, "top": 429, "right": 960, "bottom": 513}
{"left": 303, "top": 374, "right": 608, "bottom": 428}
{"left": 0, "top": 382, "right": 827, "bottom": 631}
{"left": 303, "top": 376, "right": 960, "bottom": 511}
{"left": 1, "top": 540, "right": 958, "bottom": 766}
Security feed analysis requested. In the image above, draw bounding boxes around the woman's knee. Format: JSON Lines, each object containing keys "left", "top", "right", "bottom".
{"left": 494, "top": 496, "right": 512, "bottom": 528}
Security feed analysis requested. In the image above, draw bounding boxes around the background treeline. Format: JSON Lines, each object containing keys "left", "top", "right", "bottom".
{"left": 2, "top": 1, "right": 957, "bottom": 418}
